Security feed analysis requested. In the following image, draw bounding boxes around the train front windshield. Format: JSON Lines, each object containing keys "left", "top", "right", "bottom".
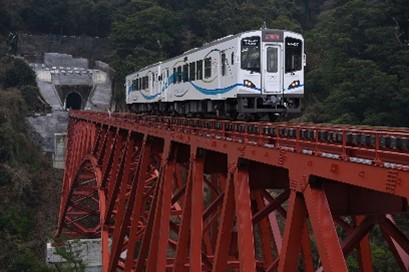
{"left": 241, "top": 36, "right": 260, "bottom": 72}
{"left": 285, "top": 37, "right": 302, "bottom": 73}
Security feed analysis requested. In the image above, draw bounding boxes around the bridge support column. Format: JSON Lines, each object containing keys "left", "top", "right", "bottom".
{"left": 278, "top": 191, "right": 307, "bottom": 272}
{"left": 304, "top": 185, "right": 348, "bottom": 271}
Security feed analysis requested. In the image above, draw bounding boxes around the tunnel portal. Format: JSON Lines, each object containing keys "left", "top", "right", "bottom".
{"left": 65, "top": 92, "right": 82, "bottom": 110}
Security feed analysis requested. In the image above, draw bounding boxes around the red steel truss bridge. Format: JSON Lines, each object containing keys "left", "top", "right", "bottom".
{"left": 56, "top": 110, "right": 409, "bottom": 272}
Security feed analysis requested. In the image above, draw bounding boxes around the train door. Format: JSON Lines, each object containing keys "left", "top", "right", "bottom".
{"left": 149, "top": 73, "right": 154, "bottom": 97}
{"left": 160, "top": 68, "right": 166, "bottom": 102}
{"left": 219, "top": 51, "right": 227, "bottom": 91}
{"left": 262, "top": 45, "right": 282, "bottom": 94}
{"left": 153, "top": 70, "right": 161, "bottom": 97}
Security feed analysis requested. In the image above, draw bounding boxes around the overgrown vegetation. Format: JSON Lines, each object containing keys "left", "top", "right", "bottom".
{"left": 303, "top": 0, "right": 409, "bottom": 126}
{"left": 0, "top": 58, "right": 65, "bottom": 271}
{"left": 1, "top": 0, "right": 407, "bottom": 124}
{"left": 0, "top": 0, "right": 408, "bottom": 270}
{"left": 108, "top": 0, "right": 409, "bottom": 124}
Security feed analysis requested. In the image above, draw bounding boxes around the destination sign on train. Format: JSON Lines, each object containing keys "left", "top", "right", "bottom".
{"left": 262, "top": 31, "right": 284, "bottom": 42}
{"left": 241, "top": 37, "right": 260, "bottom": 46}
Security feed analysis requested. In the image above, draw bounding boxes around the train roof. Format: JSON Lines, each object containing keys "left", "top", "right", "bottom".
{"left": 190, "top": 28, "right": 301, "bottom": 51}
{"left": 173, "top": 28, "right": 302, "bottom": 61}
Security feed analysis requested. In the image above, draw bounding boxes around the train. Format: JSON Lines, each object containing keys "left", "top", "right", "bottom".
{"left": 125, "top": 28, "right": 305, "bottom": 120}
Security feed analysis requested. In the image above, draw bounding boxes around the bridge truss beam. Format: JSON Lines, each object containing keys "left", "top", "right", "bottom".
{"left": 57, "top": 111, "right": 409, "bottom": 271}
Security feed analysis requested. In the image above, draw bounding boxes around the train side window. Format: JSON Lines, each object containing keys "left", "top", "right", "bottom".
{"left": 204, "top": 57, "right": 211, "bottom": 78}
{"left": 183, "top": 64, "right": 189, "bottom": 82}
{"left": 231, "top": 52, "right": 234, "bottom": 65}
{"left": 189, "top": 62, "right": 196, "bottom": 81}
{"left": 173, "top": 68, "right": 176, "bottom": 84}
{"left": 177, "top": 66, "right": 182, "bottom": 83}
{"left": 197, "top": 60, "right": 203, "bottom": 80}
{"left": 221, "top": 53, "right": 226, "bottom": 76}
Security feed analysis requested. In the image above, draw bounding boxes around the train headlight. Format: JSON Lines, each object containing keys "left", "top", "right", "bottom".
{"left": 288, "top": 80, "right": 300, "bottom": 89}
{"left": 244, "top": 80, "right": 256, "bottom": 88}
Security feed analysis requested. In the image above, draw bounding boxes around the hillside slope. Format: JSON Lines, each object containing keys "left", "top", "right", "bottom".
{"left": 0, "top": 58, "right": 63, "bottom": 271}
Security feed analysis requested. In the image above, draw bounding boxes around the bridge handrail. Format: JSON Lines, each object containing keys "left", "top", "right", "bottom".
{"left": 70, "top": 111, "right": 409, "bottom": 171}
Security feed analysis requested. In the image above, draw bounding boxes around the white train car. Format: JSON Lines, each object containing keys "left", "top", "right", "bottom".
{"left": 125, "top": 28, "right": 305, "bottom": 119}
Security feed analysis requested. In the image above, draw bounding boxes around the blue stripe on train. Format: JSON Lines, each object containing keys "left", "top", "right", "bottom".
{"left": 139, "top": 82, "right": 260, "bottom": 100}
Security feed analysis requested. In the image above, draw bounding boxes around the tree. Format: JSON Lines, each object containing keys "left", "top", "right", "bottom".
{"left": 2, "top": 58, "right": 36, "bottom": 89}
{"left": 8, "top": 252, "right": 53, "bottom": 272}
{"left": 304, "top": 0, "right": 409, "bottom": 127}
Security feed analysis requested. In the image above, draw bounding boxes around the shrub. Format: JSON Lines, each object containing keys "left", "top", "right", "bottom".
{"left": 0, "top": 164, "right": 12, "bottom": 186}
{"left": 8, "top": 251, "right": 53, "bottom": 272}
{"left": 0, "top": 121, "right": 15, "bottom": 163}
{"left": 2, "top": 58, "right": 36, "bottom": 88}
{"left": 20, "top": 85, "right": 48, "bottom": 113}
{"left": 0, "top": 205, "right": 33, "bottom": 239}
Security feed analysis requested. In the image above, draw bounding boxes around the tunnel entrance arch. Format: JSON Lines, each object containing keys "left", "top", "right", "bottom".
{"left": 65, "top": 92, "right": 82, "bottom": 110}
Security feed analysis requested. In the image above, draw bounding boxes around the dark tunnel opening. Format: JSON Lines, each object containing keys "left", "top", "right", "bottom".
{"left": 66, "top": 92, "right": 82, "bottom": 110}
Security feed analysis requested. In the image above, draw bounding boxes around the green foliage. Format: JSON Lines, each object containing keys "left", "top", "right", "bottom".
{"left": 370, "top": 225, "right": 400, "bottom": 271}
{"left": 0, "top": 121, "right": 15, "bottom": 163}
{"left": 0, "top": 86, "right": 61, "bottom": 269}
{"left": 111, "top": 2, "right": 179, "bottom": 59}
{"left": 320, "top": 59, "right": 399, "bottom": 125}
{"left": 20, "top": 85, "right": 47, "bottom": 113}
{"left": 52, "top": 237, "right": 86, "bottom": 272}
{"left": 0, "top": 89, "right": 47, "bottom": 167}
{"left": 0, "top": 205, "right": 33, "bottom": 239}
{"left": 304, "top": 0, "right": 409, "bottom": 127}
{"left": 0, "top": 90, "right": 28, "bottom": 123}
{"left": 0, "top": 164, "right": 12, "bottom": 186}
{"left": 2, "top": 58, "right": 36, "bottom": 89}
{"left": 0, "top": 0, "right": 23, "bottom": 35}
{"left": 0, "top": 0, "right": 408, "bottom": 270}
{"left": 11, "top": 0, "right": 117, "bottom": 37}
{"left": 0, "top": 92, "right": 28, "bottom": 164}
{"left": 8, "top": 252, "right": 54, "bottom": 272}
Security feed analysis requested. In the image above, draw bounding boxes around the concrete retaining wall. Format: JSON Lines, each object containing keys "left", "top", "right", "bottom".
{"left": 44, "top": 53, "right": 89, "bottom": 69}
{"left": 53, "top": 133, "right": 66, "bottom": 169}
{"left": 18, "top": 34, "right": 112, "bottom": 61}
{"left": 46, "top": 239, "right": 103, "bottom": 271}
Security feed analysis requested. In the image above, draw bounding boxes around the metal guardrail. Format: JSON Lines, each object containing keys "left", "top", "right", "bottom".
{"left": 71, "top": 111, "right": 409, "bottom": 170}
